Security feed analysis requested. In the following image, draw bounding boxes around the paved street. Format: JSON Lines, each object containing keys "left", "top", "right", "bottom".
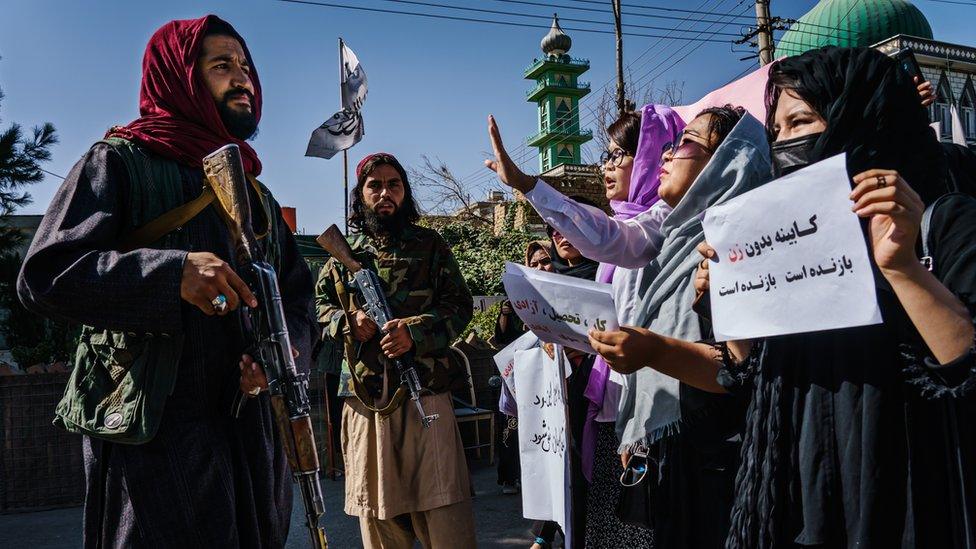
{"left": 0, "top": 459, "right": 533, "bottom": 548}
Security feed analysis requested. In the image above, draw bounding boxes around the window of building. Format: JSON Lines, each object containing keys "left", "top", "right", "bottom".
{"left": 930, "top": 75, "right": 952, "bottom": 138}
{"left": 555, "top": 97, "right": 572, "bottom": 131}
{"left": 557, "top": 144, "right": 574, "bottom": 159}
{"left": 961, "top": 79, "right": 976, "bottom": 140}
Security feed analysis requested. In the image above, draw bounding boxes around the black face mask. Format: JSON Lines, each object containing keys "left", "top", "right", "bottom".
{"left": 771, "top": 132, "right": 822, "bottom": 178}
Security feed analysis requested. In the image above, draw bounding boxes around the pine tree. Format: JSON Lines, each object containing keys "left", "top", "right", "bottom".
{"left": 0, "top": 83, "right": 58, "bottom": 251}
{"left": 0, "top": 66, "right": 61, "bottom": 366}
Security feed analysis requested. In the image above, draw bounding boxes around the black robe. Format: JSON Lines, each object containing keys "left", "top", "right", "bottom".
{"left": 723, "top": 193, "right": 976, "bottom": 547}
{"left": 17, "top": 143, "right": 315, "bottom": 548}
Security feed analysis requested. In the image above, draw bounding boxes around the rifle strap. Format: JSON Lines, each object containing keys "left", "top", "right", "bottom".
{"left": 329, "top": 264, "right": 407, "bottom": 417}
{"left": 119, "top": 186, "right": 215, "bottom": 253}
{"left": 118, "top": 174, "right": 269, "bottom": 254}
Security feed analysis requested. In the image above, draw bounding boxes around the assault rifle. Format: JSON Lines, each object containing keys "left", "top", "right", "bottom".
{"left": 203, "top": 144, "right": 329, "bottom": 549}
{"left": 316, "top": 224, "right": 440, "bottom": 428}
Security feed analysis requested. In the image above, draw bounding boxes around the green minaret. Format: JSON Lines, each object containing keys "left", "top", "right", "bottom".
{"left": 525, "top": 14, "right": 592, "bottom": 172}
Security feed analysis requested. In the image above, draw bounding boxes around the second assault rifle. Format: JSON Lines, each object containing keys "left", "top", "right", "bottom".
{"left": 203, "top": 144, "right": 329, "bottom": 549}
{"left": 316, "top": 224, "right": 440, "bottom": 428}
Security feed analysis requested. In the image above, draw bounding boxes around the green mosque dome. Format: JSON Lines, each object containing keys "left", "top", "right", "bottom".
{"left": 776, "top": 0, "right": 934, "bottom": 58}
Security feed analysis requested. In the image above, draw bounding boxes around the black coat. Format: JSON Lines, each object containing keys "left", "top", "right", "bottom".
{"left": 18, "top": 144, "right": 315, "bottom": 548}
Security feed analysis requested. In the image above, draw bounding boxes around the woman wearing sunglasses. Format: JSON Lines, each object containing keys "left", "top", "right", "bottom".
{"left": 485, "top": 104, "right": 770, "bottom": 548}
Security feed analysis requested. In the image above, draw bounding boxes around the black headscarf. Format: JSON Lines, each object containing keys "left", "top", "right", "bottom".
{"left": 545, "top": 195, "right": 600, "bottom": 281}
{"left": 765, "top": 47, "right": 948, "bottom": 205}
{"left": 943, "top": 142, "right": 976, "bottom": 198}
{"left": 548, "top": 238, "right": 599, "bottom": 281}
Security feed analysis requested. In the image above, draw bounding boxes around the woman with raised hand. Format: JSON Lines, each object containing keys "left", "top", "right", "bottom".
{"left": 486, "top": 104, "right": 772, "bottom": 548}
{"left": 487, "top": 105, "right": 681, "bottom": 547}
{"left": 689, "top": 47, "right": 976, "bottom": 548}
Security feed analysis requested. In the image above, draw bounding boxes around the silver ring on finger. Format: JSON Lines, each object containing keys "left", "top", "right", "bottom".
{"left": 211, "top": 294, "right": 228, "bottom": 314}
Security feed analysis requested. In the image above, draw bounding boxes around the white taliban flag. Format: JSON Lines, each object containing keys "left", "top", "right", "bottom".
{"left": 306, "top": 40, "right": 367, "bottom": 159}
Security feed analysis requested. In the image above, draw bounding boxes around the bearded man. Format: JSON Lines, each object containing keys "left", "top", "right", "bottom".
{"left": 17, "top": 16, "right": 314, "bottom": 548}
{"left": 314, "top": 153, "right": 476, "bottom": 547}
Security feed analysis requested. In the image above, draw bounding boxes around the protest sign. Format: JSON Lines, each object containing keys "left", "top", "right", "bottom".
{"left": 492, "top": 330, "right": 540, "bottom": 396}
{"left": 702, "top": 153, "right": 882, "bottom": 341}
{"left": 502, "top": 262, "right": 618, "bottom": 354}
{"left": 514, "top": 346, "right": 567, "bottom": 531}
{"left": 473, "top": 295, "right": 506, "bottom": 313}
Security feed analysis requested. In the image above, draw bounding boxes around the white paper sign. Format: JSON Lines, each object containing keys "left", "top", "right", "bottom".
{"left": 492, "top": 331, "right": 540, "bottom": 396}
{"left": 502, "top": 262, "right": 618, "bottom": 354}
{"left": 702, "top": 153, "right": 882, "bottom": 341}
{"left": 514, "top": 346, "right": 567, "bottom": 531}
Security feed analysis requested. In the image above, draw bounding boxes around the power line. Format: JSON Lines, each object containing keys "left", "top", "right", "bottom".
{"left": 40, "top": 168, "right": 65, "bottom": 180}
{"left": 488, "top": 0, "right": 753, "bottom": 27}
{"left": 279, "top": 0, "right": 730, "bottom": 43}
{"left": 920, "top": 0, "right": 976, "bottom": 6}
{"left": 565, "top": 0, "right": 752, "bottom": 19}
{"left": 379, "top": 0, "right": 740, "bottom": 37}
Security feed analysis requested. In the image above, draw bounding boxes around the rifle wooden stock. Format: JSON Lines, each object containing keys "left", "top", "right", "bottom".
{"left": 202, "top": 144, "right": 259, "bottom": 263}
{"left": 316, "top": 224, "right": 362, "bottom": 273}
{"left": 271, "top": 396, "right": 321, "bottom": 473}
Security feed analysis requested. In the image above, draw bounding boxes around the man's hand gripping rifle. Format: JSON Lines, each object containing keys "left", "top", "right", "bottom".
{"left": 316, "top": 224, "right": 440, "bottom": 428}
{"left": 203, "top": 144, "right": 328, "bottom": 549}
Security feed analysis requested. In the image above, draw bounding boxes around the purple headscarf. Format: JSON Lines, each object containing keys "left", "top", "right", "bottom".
{"left": 597, "top": 103, "right": 686, "bottom": 283}
{"left": 584, "top": 104, "right": 685, "bottom": 481}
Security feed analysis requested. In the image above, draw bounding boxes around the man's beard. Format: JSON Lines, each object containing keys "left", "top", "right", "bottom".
{"left": 218, "top": 89, "right": 258, "bottom": 140}
{"left": 364, "top": 203, "right": 410, "bottom": 239}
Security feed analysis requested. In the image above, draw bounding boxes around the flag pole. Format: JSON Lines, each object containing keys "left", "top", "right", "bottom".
{"left": 340, "top": 37, "right": 349, "bottom": 235}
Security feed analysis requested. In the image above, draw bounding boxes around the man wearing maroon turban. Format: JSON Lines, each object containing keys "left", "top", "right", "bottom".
{"left": 18, "top": 15, "right": 315, "bottom": 547}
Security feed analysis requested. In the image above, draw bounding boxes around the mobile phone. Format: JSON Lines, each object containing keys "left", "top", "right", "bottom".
{"left": 892, "top": 47, "right": 924, "bottom": 82}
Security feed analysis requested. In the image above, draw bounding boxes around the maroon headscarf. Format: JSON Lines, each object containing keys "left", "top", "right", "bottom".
{"left": 108, "top": 15, "right": 263, "bottom": 175}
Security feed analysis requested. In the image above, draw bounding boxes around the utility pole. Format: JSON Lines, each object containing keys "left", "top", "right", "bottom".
{"left": 755, "top": 0, "right": 774, "bottom": 66}
{"left": 735, "top": 1, "right": 781, "bottom": 66}
{"left": 612, "top": 0, "right": 625, "bottom": 114}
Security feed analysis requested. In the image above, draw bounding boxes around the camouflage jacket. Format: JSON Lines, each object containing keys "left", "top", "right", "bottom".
{"left": 315, "top": 224, "right": 473, "bottom": 402}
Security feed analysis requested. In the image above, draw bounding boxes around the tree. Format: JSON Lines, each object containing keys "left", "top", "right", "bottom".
{"left": 0, "top": 68, "right": 62, "bottom": 365}
{"left": 410, "top": 155, "right": 503, "bottom": 224}
{"left": 421, "top": 201, "right": 537, "bottom": 297}
{"left": 0, "top": 86, "right": 57, "bottom": 251}
{"left": 589, "top": 75, "right": 684, "bottom": 154}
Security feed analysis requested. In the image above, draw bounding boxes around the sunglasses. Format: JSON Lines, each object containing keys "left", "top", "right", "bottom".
{"left": 662, "top": 140, "right": 712, "bottom": 161}
{"left": 619, "top": 443, "right": 657, "bottom": 487}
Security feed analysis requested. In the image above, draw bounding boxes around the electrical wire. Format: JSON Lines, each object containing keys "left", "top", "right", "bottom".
{"left": 378, "top": 0, "right": 741, "bottom": 36}
{"left": 279, "top": 0, "right": 731, "bottom": 42}
{"left": 40, "top": 168, "right": 65, "bottom": 180}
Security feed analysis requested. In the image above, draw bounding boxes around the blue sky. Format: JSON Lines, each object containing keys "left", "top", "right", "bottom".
{"left": 1, "top": 0, "right": 970, "bottom": 233}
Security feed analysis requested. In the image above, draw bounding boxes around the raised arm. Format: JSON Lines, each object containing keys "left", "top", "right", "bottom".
{"left": 525, "top": 181, "right": 668, "bottom": 267}
{"left": 484, "top": 114, "right": 668, "bottom": 267}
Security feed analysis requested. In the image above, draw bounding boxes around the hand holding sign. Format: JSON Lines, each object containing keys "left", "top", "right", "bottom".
{"left": 502, "top": 262, "right": 618, "bottom": 354}
{"left": 702, "top": 154, "right": 882, "bottom": 341}
{"left": 588, "top": 326, "right": 664, "bottom": 374}
{"left": 850, "top": 169, "right": 924, "bottom": 273}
